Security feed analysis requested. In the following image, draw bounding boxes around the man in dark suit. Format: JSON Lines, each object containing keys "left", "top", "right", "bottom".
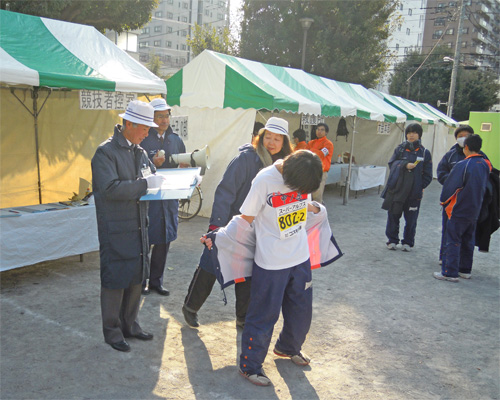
{"left": 140, "top": 98, "right": 187, "bottom": 296}
{"left": 91, "top": 100, "right": 165, "bottom": 352}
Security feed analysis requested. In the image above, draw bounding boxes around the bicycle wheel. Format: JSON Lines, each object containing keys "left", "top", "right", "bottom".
{"left": 178, "top": 186, "right": 202, "bottom": 220}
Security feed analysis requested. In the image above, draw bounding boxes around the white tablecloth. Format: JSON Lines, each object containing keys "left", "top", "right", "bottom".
{"left": 326, "top": 164, "right": 345, "bottom": 185}
{"left": 340, "top": 165, "right": 387, "bottom": 191}
{"left": 0, "top": 205, "right": 99, "bottom": 271}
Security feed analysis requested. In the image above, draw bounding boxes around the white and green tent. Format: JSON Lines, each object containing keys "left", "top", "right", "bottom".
{"left": 0, "top": 10, "right": 166, "bottom": 93}
{"left": 0, "top": 10, "right": 166, "bottom": 208}
{"left": 166, "top": 50, "right": 409, "bottom": 207}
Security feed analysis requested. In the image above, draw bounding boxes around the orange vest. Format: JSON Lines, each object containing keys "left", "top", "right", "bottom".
{"left": 308, "top": 136, "right": 334, "bottom": 172}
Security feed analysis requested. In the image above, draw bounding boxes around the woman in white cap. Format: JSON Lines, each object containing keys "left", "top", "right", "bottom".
{"left": 182, "top": 117, "right": 293, "bottom": 328}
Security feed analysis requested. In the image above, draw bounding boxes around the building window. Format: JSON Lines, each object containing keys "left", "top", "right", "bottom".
{"left": 167, "top": 12, "right": 173, "bottom": 19}
{"left": 182, "top": 16, "right": 188, "bottom": 22}
{"left": 142, "top": 27, "right": 150, "bottom": 34}
{"left": 183, "top": 2, "right": 189, "bottom": 8}
{"left": 434, "top": 17, "right": 445, "bottom": 26}
{"left": 181, "top": 30, "right": 187, "bottom": 37}
{"left": 167, "top": 0, "right": 173, "bottom": 3}
{"left": 154, "top": 40, "right": 161, "bottom": 47}
{"left": 166, "top": 41, "right": 172, "bottom": 47}
{"left": 139, "top": 42, "right": 148, "bottom": 48}
{"left": 437, "top": 3, "right": 445, "bottom": 10}
{"left": 140, "top": 54, "right": 149, "bottom": 62}
{"left": 219, "top": 0, "right": 225, "bottom": 5}
{"left": 461, "top": 27, "right": 469, "bottom": 34}
{"left": 155, "top": 11, "right": 162, "bottom": 17}
{"left": 408, "top": 8, "right": 412, "bottom": 16}
{"left": 205, "top": 9, "right": 209, "bottom": 16}
{"left": 446, "top": 28, "right": 454, "bottom": 35}
{"left": 181, "top": 44, "right": 187, "bottom": 50}
{"left": 406, "top": 28, "right": 411, "bottom": 35}
{"left": 395, "top": 43, "right": 399, "bottom": 51}
{"left": 461, "top": 41, "right": 467, "bottom": 48}
{"left": 400, "top": 3, "right": 404, "bottom": 10}
{"left": 167, "top": 26, "right": 173, "bottom": 33}
{"left": 446, "top": 42, "right": 453, "bottom": 48}
{"left": 180, "top": 58, "right": 186, "bottom": 64}
{"left": 449, "top": 1, "right": 457, "bottom": 7}
{"left": 154, "top": 26, "right": 162, "bottom": 33}
{"left": 432, "top": 30, "right": 443, "bottom": 39}
{"left": 218, "top": 13, "right": 224, "bottom": 20}
{"left": 398, "top": 24, "right": 402, "bottom": 31}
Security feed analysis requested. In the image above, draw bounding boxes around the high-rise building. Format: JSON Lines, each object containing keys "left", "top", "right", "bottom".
{"left": 136, "top": 0, "right": 229, "bottom": 76}
{"left": 422, "top": 0, "right": 499, "bottom": 73}
{"left": 378, "top": 0, "right": 428, "bottom": 91}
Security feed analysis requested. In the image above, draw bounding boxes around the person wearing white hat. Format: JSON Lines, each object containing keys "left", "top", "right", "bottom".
{"left": 91, "top": 100, "right": 165, "bottom": 352}
{"left": 140, "top": 97, "right": 187, "bottom": 296}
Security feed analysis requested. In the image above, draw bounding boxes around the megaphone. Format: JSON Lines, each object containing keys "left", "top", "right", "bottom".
{"left": 171, "top": 145, "right": 210, "bottom": 169}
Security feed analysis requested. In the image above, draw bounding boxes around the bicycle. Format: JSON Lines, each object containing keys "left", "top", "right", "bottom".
{"left": 178, "top": 184, "right": 203, "bottom": 220}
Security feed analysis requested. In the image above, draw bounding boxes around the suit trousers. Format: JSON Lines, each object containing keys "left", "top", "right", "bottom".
{"left": 101, "top": 283, "right": 143, "bottom": 344}
{"left": 184, "top": 266, "right": 251, "bottom": 321}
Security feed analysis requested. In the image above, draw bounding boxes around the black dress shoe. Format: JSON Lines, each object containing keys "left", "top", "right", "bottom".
{"left": 110, "top": 340, "right": 131, "bottom": 352}
{"left": 124, "top": 331, "right": 154, "bottom": 341}
{"left": 150, "top": 285, "right": 170, "bottom": 296}
{"left": 141, "top": 287, "right": 150, "bottom": 295}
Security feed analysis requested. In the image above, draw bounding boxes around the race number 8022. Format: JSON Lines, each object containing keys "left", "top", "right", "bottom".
{"left": 278, "top": 209, "right": 306, "bottom": 231}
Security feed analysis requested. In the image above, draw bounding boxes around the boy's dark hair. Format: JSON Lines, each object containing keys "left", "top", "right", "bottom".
{"left": 293, "top": 128, "right": 306, "bottom": 142}
{"left": 464, "top": 134, "right": 482, "bottom": 152}
{"left": 405, "top": 123, "right": 423, "bottom": 138}
{"left": 282, "top": 150, "right": 323, "bottom": 194}
{"left": 253, "top": 122, "right": 265, "bottom": 137}
{"left": 317, "top": 123, "right": 329, "bottom": 133}
{"left": 454, "top": 124, "right": 474, "bottom": 138}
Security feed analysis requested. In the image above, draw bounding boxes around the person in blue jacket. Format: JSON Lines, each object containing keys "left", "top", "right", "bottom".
{"left": 434, "top": 134, "right": 492, "bottom": 282}
{"left": 382, "top": 123, "right": 433, "bottom": 251}
{"left": 140, "top": 98, "right": 187, "bottom": 296}
{"left": 182, "top": 118, "right": 293, "bottom": 328}
{"left": 436, "top": 125, "right": 488, "bottom": 264}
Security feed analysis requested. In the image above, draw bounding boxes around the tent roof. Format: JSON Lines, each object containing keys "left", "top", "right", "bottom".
{"left": 371, "top": 89, "right": 458, "bottom": 127}
{"left": 166, "top": 50, "right": 406, "bottom": 123}
{"left": 0, "top": 10, "right": 166, "bottom": 94}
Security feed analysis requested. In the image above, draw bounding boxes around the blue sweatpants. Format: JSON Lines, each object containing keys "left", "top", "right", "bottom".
{"left": 239, "top": 259, "right": 312, "bottom": 375}
{"left": 439, "top": 209, "right": 447, "bottom": 261}
{"left": 385, "top": 200, "right": 421, "bottom": 247}
{"left": 442, "top": 217, "right": 476, "bottom": 278}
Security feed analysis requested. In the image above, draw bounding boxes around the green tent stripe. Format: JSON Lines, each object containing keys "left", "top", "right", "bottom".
{"left": 215, "top": 53, "right": 299, "bottom": 113}
{"left": 166, "top": 69, "right": 182, "bottom": 106}
{"left": 264, "top": 65, "right": 341, "bottom": 117}
{"left": 0, "top": 11, "right": 114, "bottom": 90}
{"left": 224, "top": 66, "right": 278, "bottom": 110}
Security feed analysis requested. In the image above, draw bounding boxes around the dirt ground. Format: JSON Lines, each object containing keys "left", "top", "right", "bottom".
{"left": 1, "top": 180, "right": 499, "bottom": 400}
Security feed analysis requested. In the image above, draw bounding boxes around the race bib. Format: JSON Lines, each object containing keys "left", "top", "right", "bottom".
{"left": 321, "top": 147, "right": 329, "bottom": 156}
{"left": 269, "top": 191, "right": 308, "bottom": 240}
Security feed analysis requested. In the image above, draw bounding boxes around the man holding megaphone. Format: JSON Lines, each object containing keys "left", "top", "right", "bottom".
{"left": 140, "top": 98, "right": 188, "bottom": 296}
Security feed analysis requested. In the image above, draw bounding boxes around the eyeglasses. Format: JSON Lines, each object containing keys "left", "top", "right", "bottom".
{"left": 155, "top": 114, "right": 170, "bottom": 119}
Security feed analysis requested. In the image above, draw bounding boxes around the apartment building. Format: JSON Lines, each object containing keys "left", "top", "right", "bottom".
{"left": 136, "top": 0, "right": 229, "bottom": 76}
{"left": 379, "top": 0, "right": 428, "bottom": 91}
{"left": 422, "top": 0, "right": 499, "bottom": 73}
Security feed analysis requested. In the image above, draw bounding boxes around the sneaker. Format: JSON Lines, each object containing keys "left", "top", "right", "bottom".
{"left": 433, "top": 272, "right": 459, "bottom": 283}
{"left": 386, "top": 242, "right": 397, "bottom": 250}
{"left": 273, "top": 348, "right": 311, "bottom": 366}
{"left": 401, "top": 244, "right": 412, "bottom": 252}
{"left": 459, "top": 272, "right": 471, "bottom": 279}
{"left": 239, "top": 368, "right": 272, "bottom": 386}
{"left": 236, "top": 318, "right": 245, "bottom": 329}
{"left": 182, "top": 305, "right": 200, "bottom": 328}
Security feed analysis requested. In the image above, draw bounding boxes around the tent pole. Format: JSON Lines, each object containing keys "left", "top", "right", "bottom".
{"left": 32, "top": 88, "right": 43, "bottom": 204}
{"left": 343, "top": 116, "right": 356, "bottom": 205}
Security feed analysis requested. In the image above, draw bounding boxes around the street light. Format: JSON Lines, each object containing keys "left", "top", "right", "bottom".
{"left": 299, "top": 17, "right": 314, "bottom": 70}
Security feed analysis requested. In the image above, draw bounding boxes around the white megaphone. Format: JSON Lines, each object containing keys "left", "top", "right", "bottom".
{"left": 170, "top": 145, "right": 210, "bottom": 169}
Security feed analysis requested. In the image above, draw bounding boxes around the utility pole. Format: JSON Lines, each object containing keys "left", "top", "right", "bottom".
{"left": 447, "top": 0, "right": 465, "bottom": 118}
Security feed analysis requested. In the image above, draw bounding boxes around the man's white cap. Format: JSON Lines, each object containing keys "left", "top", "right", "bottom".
{"left": 150, "top": 98, "right": 172, "bottom": 112}
{"left": 119, "top": 100, "right": 158, "bottom": 127}
{"left": 265, "top": 117, "right": 288, "bottom": 136}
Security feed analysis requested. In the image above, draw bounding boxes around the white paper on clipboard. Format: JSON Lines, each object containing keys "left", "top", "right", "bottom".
{"left": 140, "top": 167, "right": 202, "bottom": 201}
